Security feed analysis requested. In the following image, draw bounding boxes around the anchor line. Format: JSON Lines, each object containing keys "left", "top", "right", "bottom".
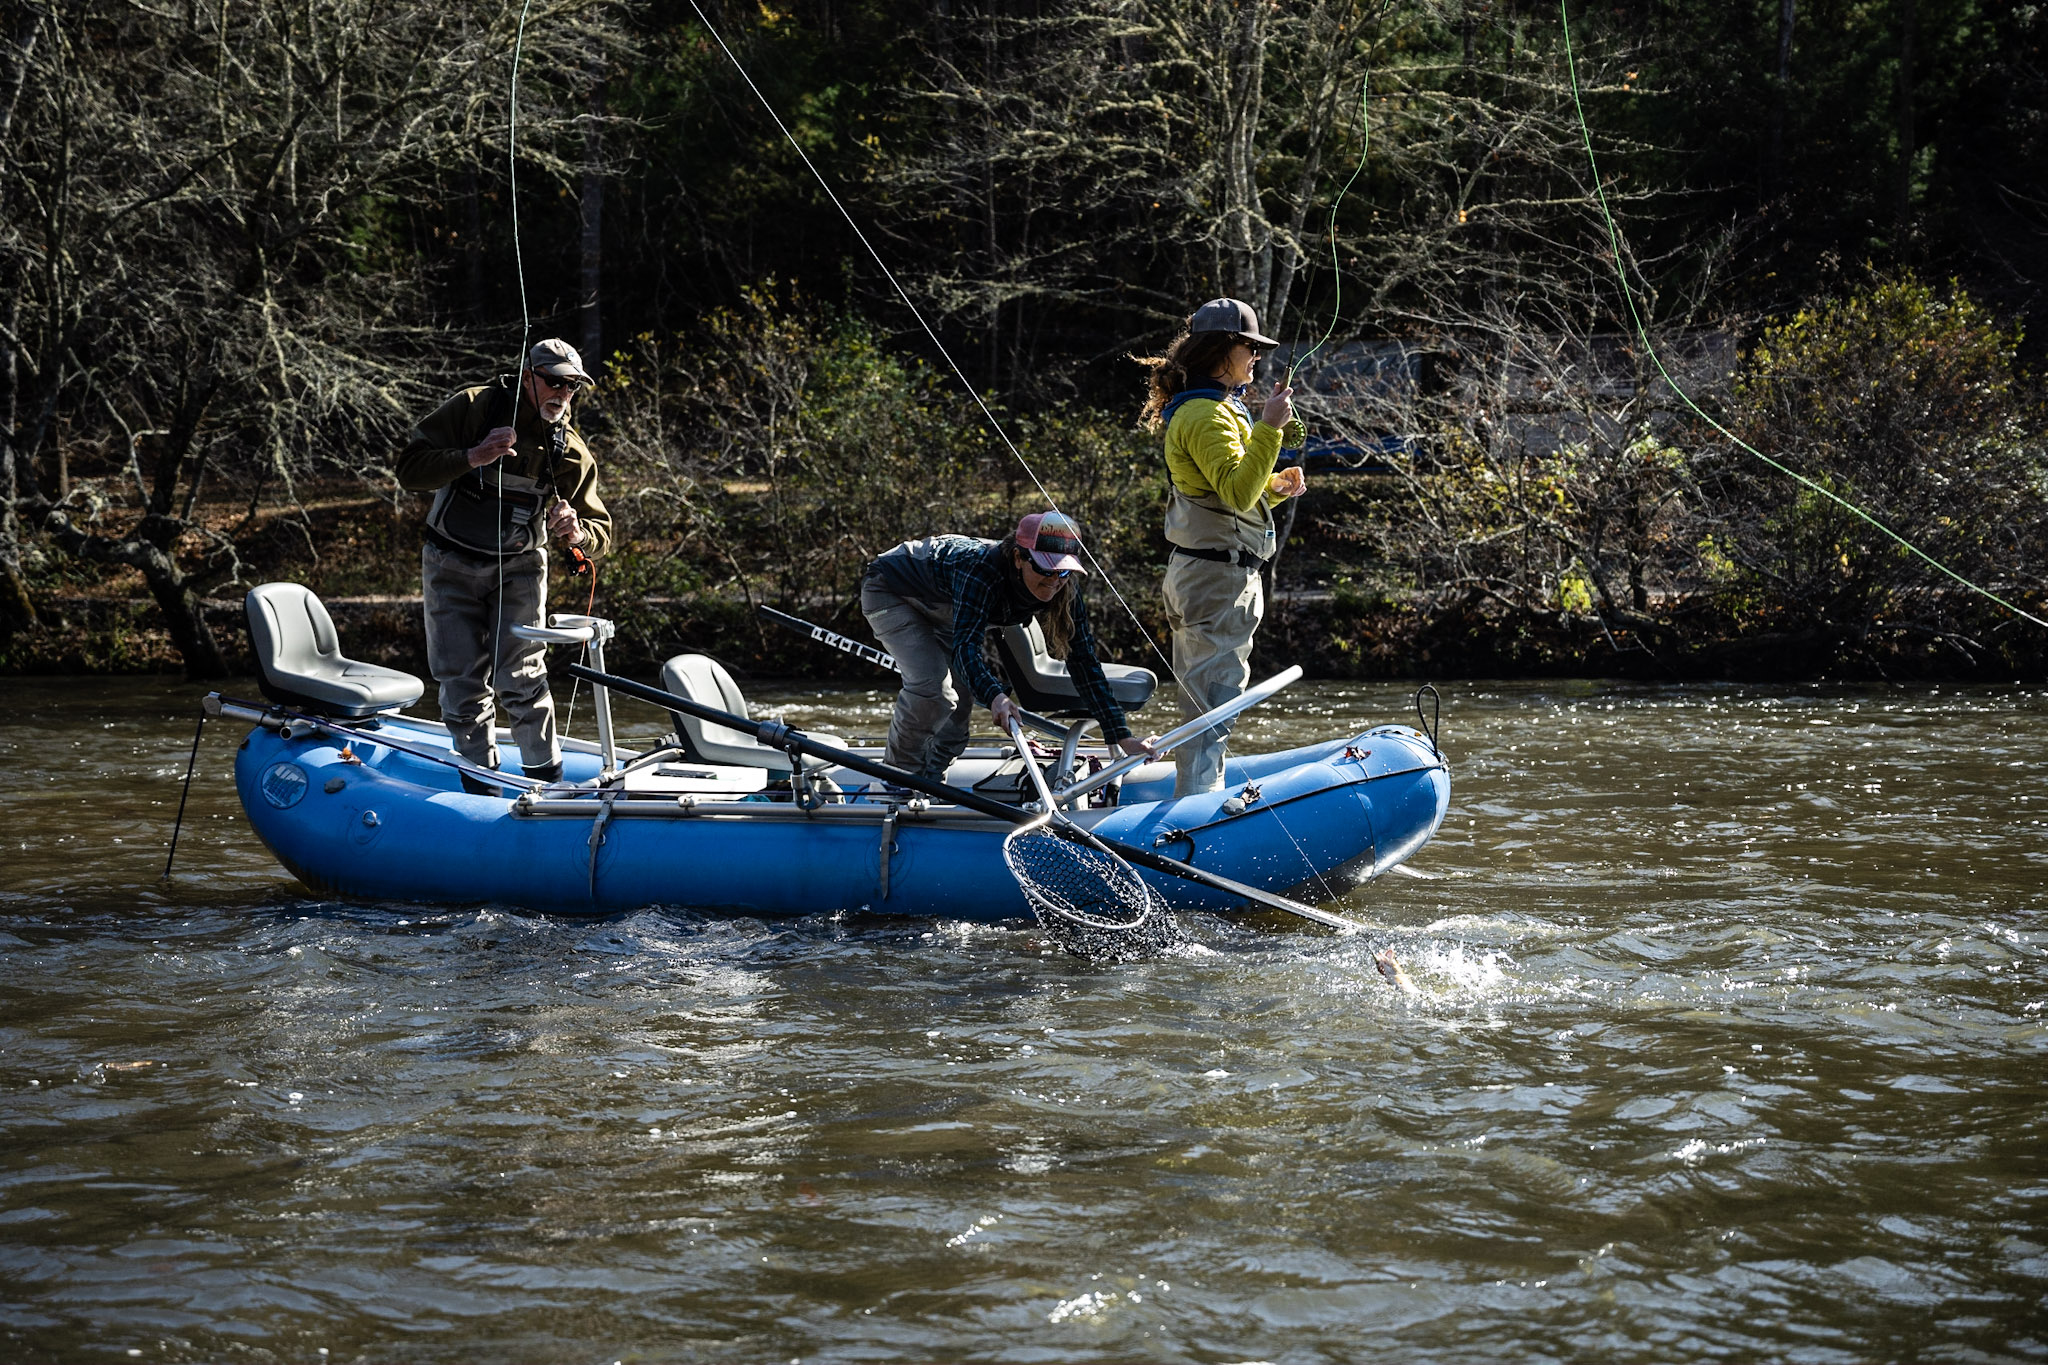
{"left": 678, "top": 0, "right": 1399, "bottom": 906}
{"left": 163, "top": 710, "right": 207, "bottom": 878}
{"left": 1557, "top": 0, "right": 2046, "bottom": 631}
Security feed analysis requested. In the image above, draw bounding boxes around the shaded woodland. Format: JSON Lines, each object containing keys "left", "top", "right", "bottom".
{"left": 2, "top": 0, "right": 2043, "bottom": 682}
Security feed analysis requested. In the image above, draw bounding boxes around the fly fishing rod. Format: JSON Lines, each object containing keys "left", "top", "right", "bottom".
{"left": 757, "top": 604, "right": 896, "bottom": 673}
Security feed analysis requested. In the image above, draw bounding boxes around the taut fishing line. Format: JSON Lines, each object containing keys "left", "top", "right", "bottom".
{"left": 502, "top": 1, "right": 596, "bottom": 750}
{"left": 1251, "top": 67, "right": 1375, "bottom": 909}
{"left": 682, "top": 0, "right": 1380, "bottom": 928}
{"left": 688, "top": 0, "right": 1441, "bottom": 941}
{"left": 491, "top": 0, "right": 539, "bottom": 702}
{"left": 1558, "top": 0, "right": 2047, "bottom": 631}
{"left": 678, "top": 0, "right": 1174, "bottom": 684}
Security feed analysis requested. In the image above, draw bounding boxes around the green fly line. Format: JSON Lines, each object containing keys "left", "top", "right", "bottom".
{"left": 487, "top": 0, "right": 541, "bottom": 705}
{"left": 1558, "top": 0, "right": 2047, "bottom": 631}
{"left": 1287, "top": 72, "right": 1371, "bottom": 389}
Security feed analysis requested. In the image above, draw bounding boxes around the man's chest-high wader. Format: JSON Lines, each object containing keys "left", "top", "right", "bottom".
{"left": 423, "top": 416, "right": 570, "bottom": 558}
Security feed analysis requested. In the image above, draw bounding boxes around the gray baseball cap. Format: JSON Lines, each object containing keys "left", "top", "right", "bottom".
{"left": 526, "top": 338, "right": 591, "bottom": 384}
{"left": 1188, "top": 297, "right": 1278, "bottom": 346}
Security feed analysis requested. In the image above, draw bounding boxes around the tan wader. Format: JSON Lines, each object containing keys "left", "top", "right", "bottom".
{"left": 1162, "top": 552, "right": 1263, "bottom": 796}
{"left": 421, "top": 540, "right": 559, "bottom": 773}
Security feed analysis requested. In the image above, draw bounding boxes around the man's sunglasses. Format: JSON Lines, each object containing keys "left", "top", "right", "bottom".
{"left": 533, "top": 371, "right": 586, "bottom": 392}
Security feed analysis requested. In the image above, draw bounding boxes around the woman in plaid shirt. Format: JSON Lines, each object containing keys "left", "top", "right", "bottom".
{"left": 860, "top": 511, "right": 1155, "bottom": 781}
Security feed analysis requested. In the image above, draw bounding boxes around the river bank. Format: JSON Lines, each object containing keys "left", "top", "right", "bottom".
{"left": 10, "top": 583, "right": 2045, "bottom": 685}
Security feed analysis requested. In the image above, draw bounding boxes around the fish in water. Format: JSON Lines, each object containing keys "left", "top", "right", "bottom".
{"left": 1374, "top": 948, "right": 1419, "bottom": 996}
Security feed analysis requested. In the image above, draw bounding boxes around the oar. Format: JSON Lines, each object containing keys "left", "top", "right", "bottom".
{"left": 1053, "top": 664, "right": 1301, "bottom": 806}
{"left": 561, "top": 661, "right": 1371, "bottom": 933}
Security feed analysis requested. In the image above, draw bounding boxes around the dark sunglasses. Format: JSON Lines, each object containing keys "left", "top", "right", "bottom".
{"left": 1018, "top": 552, "right": 1072, "bottom": 580}
{"left": 533, "top": 371, "right": 585, "bottom": 392}
{"left": 1237, "top": 337, "right": 1272, "bottom": 357}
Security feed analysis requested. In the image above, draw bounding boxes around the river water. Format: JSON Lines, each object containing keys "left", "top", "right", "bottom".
{"left": 1, "top": 674, "right": 2043, "bottom": 1363}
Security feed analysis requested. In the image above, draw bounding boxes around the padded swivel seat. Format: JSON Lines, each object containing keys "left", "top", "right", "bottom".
{"left": 245, "top": 582, "right": 424, "bottom": 718}
{"left": 660, "top": 654, "right": 844, "bottom": 773}
{"left": 991, "top": 620, "right": 1157, "bottom": 717}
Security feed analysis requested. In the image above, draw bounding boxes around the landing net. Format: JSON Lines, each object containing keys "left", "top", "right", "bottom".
{"left": 1003, "top": 825, "right": 1183, "bottom": 962}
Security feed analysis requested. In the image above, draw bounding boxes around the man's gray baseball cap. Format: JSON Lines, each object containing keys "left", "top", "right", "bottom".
{"left": 526, "top": 338, "right": 591, "bottom": 384}
{"left": 1188, "top": 297, "right": 1278, "bottom": 346}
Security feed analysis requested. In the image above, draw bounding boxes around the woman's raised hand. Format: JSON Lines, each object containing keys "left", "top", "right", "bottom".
{"left": 1268, "top": 466, "right": 1307, "bottom": 499}
{"left": 1259, "top": 382, "right": 1295, "bottom": 430}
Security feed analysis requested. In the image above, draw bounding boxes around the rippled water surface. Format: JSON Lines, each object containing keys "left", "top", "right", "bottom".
{"left": 2, "top": 675, "right": 2044, "bottom": 1363}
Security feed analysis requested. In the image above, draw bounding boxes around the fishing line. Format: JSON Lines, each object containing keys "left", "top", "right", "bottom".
{"left": 488, "top": 0, "right": 542, "bottom": 734}
{"left": 1557, "top": 0, "right": 2047, "bottom": 631}
{"left": 1249, "top": 66, "right": 1372, "bottom": 883}
{"left": 502, "top": 1, "right": 599, "bottom": 759}
{"left": 685, "top": 0, "right": 1393, "bottom": 907}
{"left": 1286, "top": 73, "right": 1371, "bottom": 389}
{"left": 679, "top": 0, "right": 1175, "bottom": 687}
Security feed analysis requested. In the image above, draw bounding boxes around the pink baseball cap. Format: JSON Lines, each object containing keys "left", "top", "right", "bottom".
{"left": 1015, "top": 511, "right": 1088, "bottom": 575}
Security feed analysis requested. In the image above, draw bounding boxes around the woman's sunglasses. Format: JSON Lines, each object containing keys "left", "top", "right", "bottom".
{"left": 1018, "top": 553, "right": 1072, "bottom": 580}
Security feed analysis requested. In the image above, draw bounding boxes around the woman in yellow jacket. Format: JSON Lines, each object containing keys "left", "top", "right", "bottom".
{"left": 1139, "top": 298, "right": 1306, "bottom": 797}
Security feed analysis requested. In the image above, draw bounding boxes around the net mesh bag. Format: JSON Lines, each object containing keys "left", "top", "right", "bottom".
{"left": 1003, "top": 824, "right": 1183, "bottom": 961}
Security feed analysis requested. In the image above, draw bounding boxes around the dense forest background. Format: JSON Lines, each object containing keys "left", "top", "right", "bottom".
{"left": 1, "top": 0, "right": 2044, "bottom": 683}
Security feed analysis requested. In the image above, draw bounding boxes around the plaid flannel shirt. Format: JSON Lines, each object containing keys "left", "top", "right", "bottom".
{"left": 869, "top": 536, "right": 1130, "bottom": 743}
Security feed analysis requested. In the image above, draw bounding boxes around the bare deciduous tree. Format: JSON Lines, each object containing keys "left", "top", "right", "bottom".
{"left": 0, "top": 0, "right": 630, "bottom": 672}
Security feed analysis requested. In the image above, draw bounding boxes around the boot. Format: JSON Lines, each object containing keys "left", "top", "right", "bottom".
{"left": 459, "top": 757, "right": 502, "bottom": 797}
{"left": 523, "top": 759, "right": 564, "bottom": 786}
{"left": 459, "top": 769, "right": 503, "bottom": 798}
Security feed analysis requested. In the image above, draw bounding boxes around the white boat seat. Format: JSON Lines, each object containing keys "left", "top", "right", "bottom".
{"left": 245, "top": 582, "right": 424, "bottom": 718}
{"left": 660, "top": 654, "right": 843, "bottom": 773}
{"left": 992, "top": 620, "right": 1156, "bottom": 717}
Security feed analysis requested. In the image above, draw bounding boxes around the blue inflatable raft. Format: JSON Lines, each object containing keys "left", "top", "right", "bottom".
{"left": 212, "top": 583, "right": 1449, "bottom": 921}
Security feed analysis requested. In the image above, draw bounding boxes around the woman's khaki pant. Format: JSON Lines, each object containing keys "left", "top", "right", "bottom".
{"left": 1162, "top": 553, "right": 1263, "bottom": 796}
{"left": 860, "top": 581, "right": 977, "bottom": 780}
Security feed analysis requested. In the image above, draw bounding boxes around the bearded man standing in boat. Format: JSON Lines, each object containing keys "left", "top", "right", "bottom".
{"left": 396, "top": 338, "right": 612, "bottom": 793}
{"left": 860, "top": 511, "right": 1154, "bottom": 782}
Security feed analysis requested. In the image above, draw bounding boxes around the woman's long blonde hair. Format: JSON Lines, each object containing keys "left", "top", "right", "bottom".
{"left": 1133, "top": 329, "right": 1243, "bottom": 430}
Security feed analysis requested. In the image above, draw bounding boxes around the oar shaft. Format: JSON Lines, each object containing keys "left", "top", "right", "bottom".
{"left": 1094, "top": 837, "right": 1360, "bottom": 932}
{"left": 1059, "top": 664, "right": 1304, "bottom": 804}
{"left": 562, "top": 661, "right": 1023, "bottom": 823}
{"left": 563, "top": 661, "right": 1369, "bottom": 933}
